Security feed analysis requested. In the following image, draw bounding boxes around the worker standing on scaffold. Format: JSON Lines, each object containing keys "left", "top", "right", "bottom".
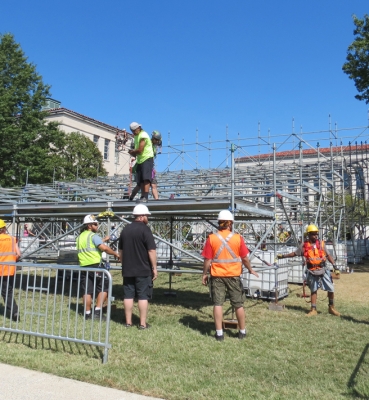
{"left": 149, "top": 130, "right": 162, "bottom": 200}
{"left": 128, "top": 122, "right": 154, "bottom": 203}
{"left": 201, "top": 210, "right": 259, "bottom": 341}
{"left": 277, "top": 224, "right": 341, "bottom": 317}
{"left": 129, "top": 130, "right": 162, "bottom": 201}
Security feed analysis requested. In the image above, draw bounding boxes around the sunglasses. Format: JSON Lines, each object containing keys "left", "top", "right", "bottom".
{"left": 91, "top": 223, "right": 98, "bottom": 226}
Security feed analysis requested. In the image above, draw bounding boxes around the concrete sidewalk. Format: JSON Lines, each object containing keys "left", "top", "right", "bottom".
{"left": 0, "top": 363, "right": 163, "bottom": 400}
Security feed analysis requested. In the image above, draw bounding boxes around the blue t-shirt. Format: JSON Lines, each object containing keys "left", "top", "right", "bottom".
{"left": 92, "top": 234, "right": 103, "bottom": 248}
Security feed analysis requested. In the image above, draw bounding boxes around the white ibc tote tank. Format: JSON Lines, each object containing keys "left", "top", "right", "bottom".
{"left": 19, "top": 237, "right": 39, "bottom": 256}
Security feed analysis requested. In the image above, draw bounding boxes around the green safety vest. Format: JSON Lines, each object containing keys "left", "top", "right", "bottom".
{"left": 76, "top": 230, "right": 101, "bottom": 266}
{"left": 134, "top": 130, "right": 154, "bottom": 164}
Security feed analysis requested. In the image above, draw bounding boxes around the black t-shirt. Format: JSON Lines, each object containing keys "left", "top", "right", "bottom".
{"left": 118, "top": 221, "right": 156, "bottom": 277}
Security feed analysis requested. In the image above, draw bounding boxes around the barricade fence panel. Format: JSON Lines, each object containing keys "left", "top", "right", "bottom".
{"left": 0, "top": 262, "right": 112, "bottom": 363}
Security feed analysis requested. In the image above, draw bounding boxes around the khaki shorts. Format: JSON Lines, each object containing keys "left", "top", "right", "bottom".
{"left": 211, "top": 277, "right": 245, "bottom": 308}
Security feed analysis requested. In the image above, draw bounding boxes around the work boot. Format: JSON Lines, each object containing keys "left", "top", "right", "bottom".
{"left": 328, "top": 305, "right": 341, "bottom": 317}
{"left": 306, "top": 308, "right": 318, "bottom": 317}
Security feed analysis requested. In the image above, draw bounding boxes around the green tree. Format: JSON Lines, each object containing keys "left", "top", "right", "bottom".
{"left": 0, "top": 33, "right": 66, "bottom": 186}
{"left": 342, "top": 14, "right": 369, "bottom": 104}
{"left": 57, "top": 132, "right": 107, "bottom": 180}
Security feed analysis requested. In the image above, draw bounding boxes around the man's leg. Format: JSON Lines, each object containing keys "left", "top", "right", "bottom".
{"left": 311, "top": 291, "right": 317, "bottom": 305}
{"left": 124, "top": 299, "right": 134, "bottom": 325}
{"left": 235, "top": 306, "right": 245, "bottom": 330}
{"left": 328, "top": 291, "right": 340, "bottom": 316}
{"left": 306, "top": 291, "right": 318, "bottom": 316}
{"left": 95, "top": 291, "right": 107, "bottom": 310}
{"left": 129, "top": 184, "right": 140, "bottom": 201}
{"left": 83, "top": 294, "right": 92, "bottom": 312}
{"left": 130, "top": 185, "right": 140, "bottom": 200}
{"left": 1, "top": 276, "right": 18, "bottom": 316}
{"left": 151, "top": 183, "right": 159, "bottom": 200}
{"left": 138, "top": 299, "right": 149, "bottom": 327}
{"left": 213, "top": 305, "right": 223, "bottom": 330}
{"left": 138, "top": 159, "right": 154, "bottom": 200}
{"left": 141, "top": 180, "right": 151, "bottom": 200}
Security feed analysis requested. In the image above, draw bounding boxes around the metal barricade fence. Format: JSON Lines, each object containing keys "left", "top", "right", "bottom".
{"left": 0, "top": 262, "right": 113, "bottom": 363}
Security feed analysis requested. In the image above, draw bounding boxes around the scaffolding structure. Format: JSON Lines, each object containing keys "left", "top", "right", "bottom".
{"left": 0, "top": 123, "right": 369, "bottom": 268}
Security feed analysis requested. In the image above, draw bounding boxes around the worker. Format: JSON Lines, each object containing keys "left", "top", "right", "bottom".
{"left": 278, "top": 226, "right": 289, "bottom": 243}
{"left": 118, "top": 204, "right": 157, "bottom": 329}
{"left": 150, "top": 130, "right": 162, "bottom": 200}
{"left": 0, "top": 219, "right": 21, "bottom": 321}
{"left": 277, "top": 224, "right": 341, "bottom": 317}
{"left": 201, "top": 210, "right": 259, "bottom": 341}
{"left": 76, "top": 215, "right": 120, "bottom": 321}
{"left": 128, "top": 122, "right": 154, "bottom": 203}
{"left": 129, "top": 130, "right": 162, "bottom": 201}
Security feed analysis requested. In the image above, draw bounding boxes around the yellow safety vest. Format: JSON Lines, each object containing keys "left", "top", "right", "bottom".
{"left": 76, "top": 231, "right": 101, "bottom": 266}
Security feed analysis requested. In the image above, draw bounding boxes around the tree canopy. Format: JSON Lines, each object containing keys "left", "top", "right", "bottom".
{"left": 0, "top": 33, "right": 107, "bottom": 187}
{"left": 342, "top": 14, "right": 369, "bottom": 104}
{"left": 56, "top": 132, "right": 107, "bottom": 181}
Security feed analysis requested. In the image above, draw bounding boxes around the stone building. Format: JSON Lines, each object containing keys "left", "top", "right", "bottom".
{"left": 43, "top": 98, "right": 131, "bottom": 176}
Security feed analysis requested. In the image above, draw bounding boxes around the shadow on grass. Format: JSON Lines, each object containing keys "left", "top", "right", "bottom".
{"left": 283, "top": 304, "right": 313, "bottom": 314}
{"left": 0, "top": 331, "right": 103, "bottom": 360}
{"left": 178, "top": 315, "right": 214, "bottom": 336}
{"left": 150, "top": 286, "right": 212, "bottom": 310}
{"left": 17, "top": 272, "right": 79, "bottom": 297}
{"left": 346, "top": 343, "right": 369, "bottom": 399}
{"left": 341, "top": 315, "right": 369, "bottom": 326}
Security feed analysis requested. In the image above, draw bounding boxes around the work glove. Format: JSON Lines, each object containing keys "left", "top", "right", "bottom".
{"left": 333, "top": 265, "right": 340, "bottom": 275}
{"left": 276, "top": 254, "right": 283, "bottom": 259}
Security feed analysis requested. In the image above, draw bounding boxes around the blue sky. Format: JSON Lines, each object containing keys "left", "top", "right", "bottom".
{"left": 1, "top": 1, "right": 368, "bottom": 171}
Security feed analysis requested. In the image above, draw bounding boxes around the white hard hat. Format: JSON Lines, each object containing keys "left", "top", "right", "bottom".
{"left": 217, "top": 210, "right": 234, "bottom": 221}
{"left": 129, "top": 122, "right": 141, "bottom": 131}
{"left": 83, "top": 214, "right": 97, "bottom": 224}
{"left": 132, "top": 204, "right": 151, "bottom": 216}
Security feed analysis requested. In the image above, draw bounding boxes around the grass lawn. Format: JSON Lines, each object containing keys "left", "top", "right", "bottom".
{"left": 0, "top": 264, "right": 368, "bottom": 400}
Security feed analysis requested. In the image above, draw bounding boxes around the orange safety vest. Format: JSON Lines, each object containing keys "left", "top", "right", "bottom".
{"left": 208, "top": 230, "right": 243, "bottom": 277}
{"left": 303, "top": 240, "right": 326, "bottom": 270}
{"left": 0, "top": 233, "right": 17, "bottom": 276}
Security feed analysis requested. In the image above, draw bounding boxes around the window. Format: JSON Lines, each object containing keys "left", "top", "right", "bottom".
{"left": 314, "top": 180, "right": 320, "bottom": 202}
{"left": 342, "top": 169, "right": 350, "bottom": 190}
{"left": 93, "top": 135, "right": 99, "bottom": 145}
{"left": 264, "top": 180, "right": 271, "bottom": 203}
{"left": 115, "top": 150, "right": 119, "bottom": 165}
{"left": 325, "top": 173, "right": 333, "bottom": 189}
{"left": 104, "top": 139, "right": 110, "bottom": 160}
{"left": 356, "top": 167, "right": 365, "bottom": 199}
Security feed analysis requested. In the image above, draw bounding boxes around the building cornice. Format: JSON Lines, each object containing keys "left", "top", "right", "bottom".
{"left": 46, "top": 107, "right": 126, "bottom": 134}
